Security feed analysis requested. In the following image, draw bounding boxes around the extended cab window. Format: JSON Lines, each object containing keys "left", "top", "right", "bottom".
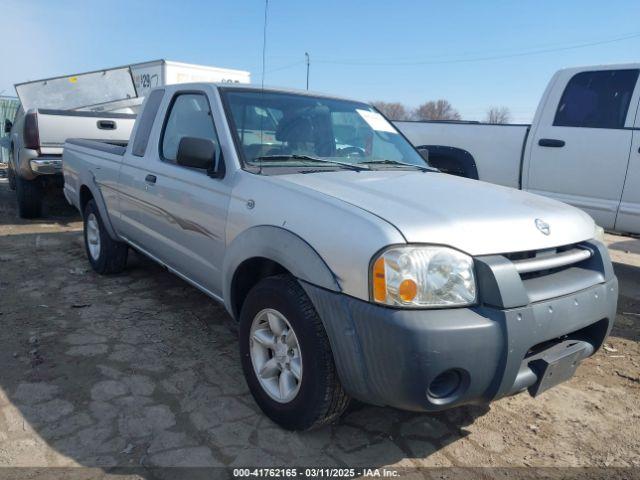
{"left": 161, "top": 93, "right": 220, "bottom": 163}
{"left": 132, "top": 89, "right": 164, "bottom": 157}
{"left": 554, "top": 69, "right": 639, "bottom": 129}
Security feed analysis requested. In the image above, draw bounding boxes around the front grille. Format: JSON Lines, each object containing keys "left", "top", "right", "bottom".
{"left": 504, "top": 243, "right": 593, "bottom": 280}
{"left": 477, "top": 241, "right": 605, "bottom": 306}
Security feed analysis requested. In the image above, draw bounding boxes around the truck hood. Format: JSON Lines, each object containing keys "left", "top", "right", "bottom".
{"left": 276, "top": 170, "right": 595, "bottom": 255}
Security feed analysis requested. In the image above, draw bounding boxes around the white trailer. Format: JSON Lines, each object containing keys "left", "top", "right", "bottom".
{"left": 130, "top": 60, "right": 251, "bottom": 97}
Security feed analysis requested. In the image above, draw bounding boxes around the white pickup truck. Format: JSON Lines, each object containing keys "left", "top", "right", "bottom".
{"left": 63, "top": 83, "right": 617, "bottom": 430}
{"left": 396, "top": 63, "right": 640, "bottom": 236}
{"left": 6, "top": 66, "right": 139, "bottom": 217}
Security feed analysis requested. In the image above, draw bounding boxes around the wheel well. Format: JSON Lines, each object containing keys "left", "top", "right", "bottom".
{"left": 231, "top": 257, "right": 289, "bottom": 319}
{"left": 79, "top": 185, "right": 94, "bottom": 214}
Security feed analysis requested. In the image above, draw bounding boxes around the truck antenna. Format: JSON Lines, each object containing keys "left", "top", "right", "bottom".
{"left": 258, "top": 0, "right": 269, "bottom": 175}
{"left": 261, "top": 0, "right": 269, "bottom": 89}
{"left": 305, "top": 52, "right": 310, "bottom": 90}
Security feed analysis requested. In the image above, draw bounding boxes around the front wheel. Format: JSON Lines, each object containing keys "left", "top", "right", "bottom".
{"left": 83, "top": 199, "right": 128, "bottom": 274}
{"left": 239, "top": 274, "right": 350, "bottom": 430}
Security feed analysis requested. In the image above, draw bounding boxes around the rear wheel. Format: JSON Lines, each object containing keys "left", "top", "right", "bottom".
{"left": 15, "top": 175, "right": 43, "bottom": 218}
{"left": 7, "top": 149, "right": 16, "bottom": 190}
{"left": 83, "top": 199, "right": 128, "bottom": 274}
{"left": 239, "top": 274, "right": 350, "bottom": 430}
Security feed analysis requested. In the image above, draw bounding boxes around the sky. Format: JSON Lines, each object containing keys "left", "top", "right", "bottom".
{"left": 2, "top": 0, "right": 640, "bottom": 122}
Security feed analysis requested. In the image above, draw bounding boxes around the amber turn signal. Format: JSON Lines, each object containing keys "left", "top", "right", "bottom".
{"left": 399, "top": 279, "right": 418, "bottom": 302}
{"left": 372, "top": 257, "right": 387, "bottom": 302}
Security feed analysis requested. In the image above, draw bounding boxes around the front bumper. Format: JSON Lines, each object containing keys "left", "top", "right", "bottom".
{"left": 302, "top": 240, "right": 618, "bottom": 412}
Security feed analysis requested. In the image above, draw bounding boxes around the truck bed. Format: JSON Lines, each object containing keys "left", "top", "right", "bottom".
{"left": 62, "top": 138, "right": 129, "bottom": 213}
{"left": 395, "top": 120, "right": 530, "bottom": 189}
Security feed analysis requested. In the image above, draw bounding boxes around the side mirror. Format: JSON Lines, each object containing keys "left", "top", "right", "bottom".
{"left": 4, "top": 119, "right": 12, "bottom": 134}
{"left": 176, "top": 136, "right": 220, "bottom": 176}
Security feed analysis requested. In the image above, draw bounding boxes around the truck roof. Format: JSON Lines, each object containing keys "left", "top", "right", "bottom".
{"left": 556, "top": 62, "right": 640, "bottom": 74}
{"left": 164, "top": 82, "right": 370, "bottom": 104}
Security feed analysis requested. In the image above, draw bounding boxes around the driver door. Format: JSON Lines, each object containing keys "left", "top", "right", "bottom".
{"left": 129, "top": 90, "right": 231, "bottom": 298}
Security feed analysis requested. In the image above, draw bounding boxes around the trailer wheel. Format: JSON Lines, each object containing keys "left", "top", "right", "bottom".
{"left": 15, "top": 175, "right": 43, "bottom": 218}
{"left": 83, "top": 199, "right": 128, "bottom": 274}
{"left": 239, "top": 274, "right": 350, "bottom": 430}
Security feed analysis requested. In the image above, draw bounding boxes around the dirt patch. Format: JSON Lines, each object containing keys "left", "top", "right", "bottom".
{"left": 0, "top": 166, "right": 638, "bottom": 470}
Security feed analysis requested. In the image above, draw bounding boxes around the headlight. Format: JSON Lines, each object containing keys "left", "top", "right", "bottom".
{"left": 371, "top": 245, "right": 477, "bottom": 308}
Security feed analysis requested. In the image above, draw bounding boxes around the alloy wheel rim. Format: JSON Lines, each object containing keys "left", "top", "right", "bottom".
{"left": 249, "top": 308, "right": 303, "bottom": 403}
{"left": 86, "top": 213, "right": 101, "bottom": 261}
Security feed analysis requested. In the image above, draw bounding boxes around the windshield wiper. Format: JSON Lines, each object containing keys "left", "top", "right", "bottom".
{"left": 359, "top": 159, "right": 433, "bottom": 172}
{"left": 251, "top": 154, "right": 369, "bottom": 172}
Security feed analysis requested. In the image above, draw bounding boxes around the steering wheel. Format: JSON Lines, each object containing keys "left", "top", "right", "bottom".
{"left": 338, "top": 146, "right": 366, "bottom": 157}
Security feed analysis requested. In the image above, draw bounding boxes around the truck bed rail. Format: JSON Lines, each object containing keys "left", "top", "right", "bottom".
{"left": 65, "top": 138, "right": 128, "bottom": 156}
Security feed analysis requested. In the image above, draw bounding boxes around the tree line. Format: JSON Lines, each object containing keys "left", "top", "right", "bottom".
{"left": 371, "top": 100, "right": 511, "bottom": 124}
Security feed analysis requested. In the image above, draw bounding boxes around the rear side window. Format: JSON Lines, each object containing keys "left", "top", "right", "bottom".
{"left": 553, "top": 69, "right": 639, "bottom": 129}
{"left": 132, "top": 89, "right": 165, "bottom": 157}
{"left": 161, "top": 93, "right": 220, "bottom": 163}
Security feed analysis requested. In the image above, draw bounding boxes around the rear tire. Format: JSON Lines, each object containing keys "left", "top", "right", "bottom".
{"left": 239, "top": 274, "right": 350, "bottom": 430}
{"left": 7, "top": 152, "right": 16, "bottom": 191}
{"left": 83, "top": 199, "right": 128, "bottom": 274}
{"left": 16, "top": 175, "right": 43, "bottom": 218}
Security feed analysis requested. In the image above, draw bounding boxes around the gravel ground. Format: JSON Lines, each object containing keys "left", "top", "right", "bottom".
{"left": 0, "top": 166, "right": 638, "bottom": 474}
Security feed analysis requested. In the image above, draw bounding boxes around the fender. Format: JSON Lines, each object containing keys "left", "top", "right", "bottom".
{"left": 222, "top": 225, "right": 341, "bottom": 315}
{"left": 223, "top": 226, "right": 369, "bottom": 398}
{"left": 79, "top": 173, "right": 120, "bottom": 242}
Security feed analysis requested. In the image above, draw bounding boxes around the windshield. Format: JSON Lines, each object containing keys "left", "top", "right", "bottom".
{"left": 15, "top": 67, "right": 137, "bottom": 111}
{"left": 221, "top": 89, "right": 429, "bottom": 171}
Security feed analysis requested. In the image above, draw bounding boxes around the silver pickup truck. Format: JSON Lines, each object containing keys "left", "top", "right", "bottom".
{"left": 7, "top": 66, "right": 139, "bottom": 217}
{"left": 63, "top": 83, "right": 618, "bottom": 431}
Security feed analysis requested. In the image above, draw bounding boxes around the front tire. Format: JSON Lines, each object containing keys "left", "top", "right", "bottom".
{"left": 83, "top": 199, "right": 128, "bottom": 274}
{"left": 15, "top": 175, "right": 43, "bottom": 218}
{"left": 239, "top": 274, "right": 350, "bottom": 430}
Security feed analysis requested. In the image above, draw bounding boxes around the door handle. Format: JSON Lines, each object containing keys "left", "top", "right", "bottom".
{"left": 97, "top": 120, "right": 116, "bottom": 130}
{"left": 145, "top": 174, "right": 157, "bottom": 184}
{"left": 538, "top": 138, "right": 565, "bottom": 148}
